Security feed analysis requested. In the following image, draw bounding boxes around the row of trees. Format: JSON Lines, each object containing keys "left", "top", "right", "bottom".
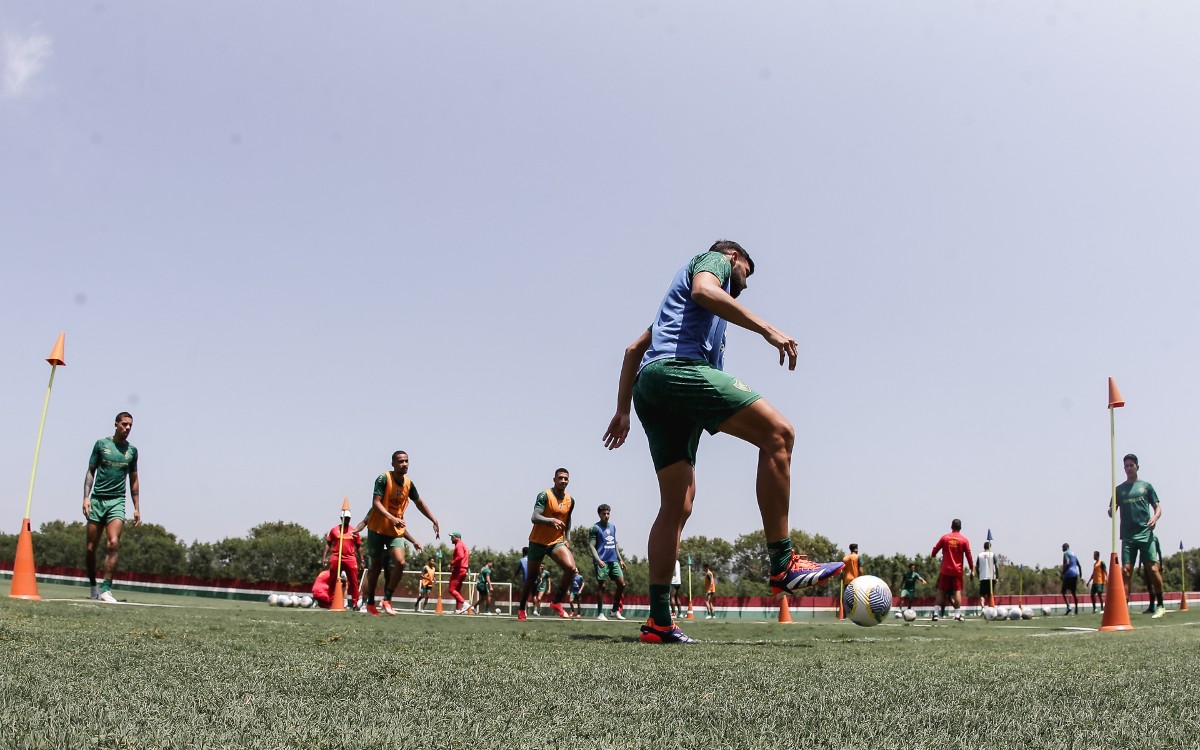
{"left": 2, "top": 520, "right": 1197, "bottom": 597}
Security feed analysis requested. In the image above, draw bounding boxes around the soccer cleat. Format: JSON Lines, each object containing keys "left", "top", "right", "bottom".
{"left": 365, "top": 604, "right": 381, "bottom": 616}
{"left": 596, "top": 613, "right": 608, "bottom": 621}
{"left": 380, "top": 601, "right": 397, "bottom": 616}
{"left": 454, "top": 602, "right": 473, "bottom": 615}
{"left": 931, "top": 613, "right": 940, "bottom": 622}
{"left": 613, "top": 610, "right": 626, "bottom": 621}
{"left": 89, "top": 585, "right": 100, "bottom": 600}
{"left": 551, "top": 603, "right": 571, "bottom": 619}
{"left": 98, "top": 590, "right": 118, "bottom": 604}
{"left": 640, "top": 619, "right": 697, "bottom": 644}
{"left": 517, "top": 609, "right": 527, "bottom": 622}
{"left": 1151, "top": 608, "right": 1166, "bottom": 619}
{"left": 769, "top": 553, "right": 844, "bottom": 595}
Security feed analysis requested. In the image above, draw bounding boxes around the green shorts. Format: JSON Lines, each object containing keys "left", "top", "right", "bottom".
{"left": 420, "top": 584, "right": 432, "bottom": 594}
{"left": 1091, "top": 583, "right": 1105, "bottom": 595}
{"left": 366, "top": 530, "right": 407, "bottom": 564}
{"left": 1122, "top": 537, "right": 1158, "bottom": 566}
{"left": 536, "top": 580, "right": 549, "bottom": 594}
{"left": 633, "top": 358, "right": 762, "bottom": 470}
{"left": 87, "top": 497, "right": 126, "bottom": 525}
{"left": 594, "top": 561, "right": 624, "bottom": 582}
{"left": 476, "top": 584, "right": 489, "bottom": 595}
{"left": 528, "top": 541, "right": 565, "bottom": 564}
{"left": 900, "top": 588, "right": 915, "bottom": 600}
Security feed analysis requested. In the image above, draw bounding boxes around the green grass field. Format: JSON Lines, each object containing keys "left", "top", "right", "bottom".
{"left": 2, "top": 584, "right": 1197, "bottom": 750}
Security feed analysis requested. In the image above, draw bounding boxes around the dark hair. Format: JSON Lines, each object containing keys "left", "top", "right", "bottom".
{"left": 392, "top": 450, "right": 408, "bottom": 461}
{"left": 115, "top": 412, "right": 133, "bottom": 423}
{"left": 554, "top": 467, "right": 569, "bottom": 477}
{"left": 1123, "top": 453, "right": 1138, "bottom": 466}
{"left": 951, "top": 518, "right": 962, "bottom": 531}
{"left": 709, "top": 239, "right": 754, "bottom": 274}
{"left": 597, "top": 504, "right": 611, "bottom": 514}
{"left": 984, "top": 541, "right": 991, "bottom": 550}
{"left": 521, "top": 546, "right": 528, "bottom": 555}
{"left": 849, "top": 544, "right": 858, "bottom": 553}
{"left": 1062, "top": 542, "right": 1070, "bottom": 551}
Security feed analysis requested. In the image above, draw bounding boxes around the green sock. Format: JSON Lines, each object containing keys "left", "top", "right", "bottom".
{"left": 100, "top": 579, "right": 112, "bottom": 593}
{"left": 767, "top": 538, "right": 794, "bottom": 576}
{"left": 649, "top": 584, "right": 672, "bottom": 626}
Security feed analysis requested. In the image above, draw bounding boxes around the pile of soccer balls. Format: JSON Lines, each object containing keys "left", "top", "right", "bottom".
{"left": 267, "top": 593, "right": 314, "bottom": 608}
{"left": 982, "top": 605, "right": 1037, "bottom": 620}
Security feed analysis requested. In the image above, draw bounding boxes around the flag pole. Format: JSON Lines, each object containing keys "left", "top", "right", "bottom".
{"left": 1100, "top": 377, "right": 1133, "bottom": 631}
{"left": 9, "top": 333, "right": 66, "bottom": 601}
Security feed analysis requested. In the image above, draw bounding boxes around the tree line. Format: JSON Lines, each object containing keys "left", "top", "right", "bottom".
{"left": 2, "top": 520, "right": 1196, "bottom": 597}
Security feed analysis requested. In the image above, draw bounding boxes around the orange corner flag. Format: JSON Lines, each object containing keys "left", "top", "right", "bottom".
{"left": 46, "top": 333, "right": 66, "bottom": 367}
{"left": 341, "top": 497, "right": 350, "bottom": 511}
{"left": 1108, "top": 377, "right": 1124, "bottom": 409}
{"left": 1099, "top": 552, "right": 1133, "bottom": 632}
{"left": 778, "top": 594, "right": 794, "bottom": 623}
{"left": 8, "top": 519, "right": 41, "bottom": 600}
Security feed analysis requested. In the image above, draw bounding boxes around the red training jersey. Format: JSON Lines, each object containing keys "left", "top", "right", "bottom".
{"left": 932, "top": 532, "right": 973, "bottom": 576}
{"left": 451, "top": 538, "right": 470, "bottom": 572}
{"left": 326, "top": 526, "right": 361, "bottom": 561}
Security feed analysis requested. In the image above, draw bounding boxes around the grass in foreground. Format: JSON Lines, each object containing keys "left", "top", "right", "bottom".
{"left": 1, "top": 584, "right": 1198, "bottom": 750}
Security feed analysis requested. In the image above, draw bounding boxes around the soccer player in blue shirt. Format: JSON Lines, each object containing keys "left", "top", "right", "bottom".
{"left": 588, "top": 504, "right": 627, "bottom": 620}
{"left": 603, "top": 240, "right": 844, "bottom": 643}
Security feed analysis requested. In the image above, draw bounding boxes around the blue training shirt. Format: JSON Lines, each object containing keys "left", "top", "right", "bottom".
{"left": 591, "top": 522, "right": 620, "bottom": 564}
{"left": 639, "top": 252, "right": 733, "bottom": 374}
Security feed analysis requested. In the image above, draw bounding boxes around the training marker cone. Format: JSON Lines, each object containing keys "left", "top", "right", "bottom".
{"left": 329, "top": 577, "right": 345, "bottom": 611}
{"left": 778, "top": 594, "right": 793, "bottom": 623}
{"left": 686, "top": 596, "right": 695, "bottom": 620}
{"left": 8, "top": 518, "right": 41, "bottom": 600}
{"left": 1099, "top": 552, "right": 1133, "bottom": 631}
{"left": 1181, "top": 590, "right": 1189, "bottom": 612}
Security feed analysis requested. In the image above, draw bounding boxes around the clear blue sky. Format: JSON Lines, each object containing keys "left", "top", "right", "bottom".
{"left": 3, "top": 3, "right": 1197, "bottom": 570}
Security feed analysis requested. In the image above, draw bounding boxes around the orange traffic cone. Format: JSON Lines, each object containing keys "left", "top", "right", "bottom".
{"left": 8, "top": 518, "right": 41, "bottom": 600}
{"left": 778, "top": 594, "right": 793, "bottom": 623}
{"left": 329, "top": 576, "right": 345, "bottom": 611}
{"left": 1099, "top": 552, "right": 1133, "bottom": 631}
{"left": 1180, "top": 591, "right": 1189, "bottom": 611}
{"left": 686, "top": 596, "right": 695, "bottom": 620}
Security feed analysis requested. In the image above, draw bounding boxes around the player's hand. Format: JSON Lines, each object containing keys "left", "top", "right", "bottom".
{"left": 762, "top": 326, "right": 798, "bottom": 370}
{"left": 550, "top": 519, "right": 565, "bottom": 531}
{"left": 413, "top": 541, "right": 423, "bottom": 553}
{"left": 603, "top": 412, "right": 631, "bottom": 450}
{"left": 132, "top": 509, "right": 141, "bottom": 527}
{"left": 432, "top": 522, "right": 440, "bottom": 538}
{"left": 82, "top": 498, "right": 91, "bottom": 518}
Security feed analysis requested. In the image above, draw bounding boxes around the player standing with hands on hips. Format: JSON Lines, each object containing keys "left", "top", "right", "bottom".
{"left": 603, "top": 240, "right": 844, "bottom": 644}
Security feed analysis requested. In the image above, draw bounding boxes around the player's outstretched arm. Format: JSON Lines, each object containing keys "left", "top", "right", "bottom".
{"left": 690, "top": 272, "right": 797, "bottom": 370}
{"left": 604, "top": 330, "right": 651, "bottom": 450}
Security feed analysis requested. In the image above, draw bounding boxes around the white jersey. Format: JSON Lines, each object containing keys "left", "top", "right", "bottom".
{"left": 670, "top": 560, "right": 682, "bottom": 586}
{"left": 976, "top": 551, "right": 998, "bottom": 581}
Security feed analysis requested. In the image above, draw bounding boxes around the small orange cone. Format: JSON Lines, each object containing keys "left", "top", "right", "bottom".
{"left": 329, "top": 577, "right": 345, "bottom": 611}
{"left": 8, "top": 518, "right": 41, "bottom": 600}
{"left": 685, "top": 596, "right": 695, "bottom": 620}
{"left": 1099, "top": 552, "right": 1133, "bottom": 631}
{"left": 1180, "top": 592, "right": 1189, "bottom": 612}
{"left": 778, "top": 594, "right": 793, "bottom": 623}
{"left": 45, "top": 333, "right": 66, "bottom": 367}
{"left": 1108, "top": 377, "right": 1125, "bottom": 408}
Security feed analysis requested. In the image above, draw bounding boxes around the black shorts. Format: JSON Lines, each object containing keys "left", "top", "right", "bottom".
{"left": 979, "top": 580, "right": 994, "bottom": 597}
{"left": 1061, "top": 576, "right": 1079, "bottom": 594}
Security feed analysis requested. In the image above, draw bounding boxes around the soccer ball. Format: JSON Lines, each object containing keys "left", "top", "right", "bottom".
{"left": 300, "top": 595, "right": 314, "bottom": 608}
{"left": 1021, "top": 606, "right": 1035, "bottom": 620}
{"left": 995, "top": 606, "right": 1009, "bottom": 620}
{"left": 902, "top": 609, "right": 917, "bottom": 622}
{"left": 1007, "top": 607, "right": 1021, "bottom": 621}
{"left": 893, "top": 610, "right": 903, "bottom": 619}
{"left": 842, "top": 575, "right": 892, "bottom": 627}
{"left": 287, "top": 595, "right": 301, "bottom": 608}
{"left": 982, "top": 607, "right": 997, "bottom": 621}
{"left": 267, "top": 594, "right": 280, "bottom": 606}
{"left": 1041, "top": 606, "right": 1052, "bottom": 616}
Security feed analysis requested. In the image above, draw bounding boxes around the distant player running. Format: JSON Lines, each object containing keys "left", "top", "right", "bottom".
{"left": 588, "top": 504, "right": 627, "bottom": 621}
{"left": 1087, "top": 550, "right": 1106, "bottom": 613}
{"left": 414, "top": 557, "right": 436, "bottom": 612}
{"left": 1061, "top": 543, "right": 1081, "bottom": 615}
{"left": 1109, "top": 453, "right": 1164, "bottom": 618}
{"left": 930, "top": 519, "right": 973, "bottom": 621}
{"left": 899, "top": 563, "right": 926, "bottom": 610}
{"left": 82, "top": 412, "right": 140, "bottom": 603}
{"left": 516, "top": 468, "right": 579, "bottom": 621}
{"left": 475, "top": 559, "right": 495, "bottom": 615}
{"left": 703, "top": 564, "right": 716, "bottom": 619}
{"left": 603, "top": 240, "right": 843, "bottom": 644}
